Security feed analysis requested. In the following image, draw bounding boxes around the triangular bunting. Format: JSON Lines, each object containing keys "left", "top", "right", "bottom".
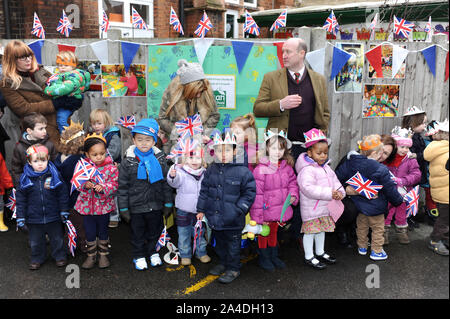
{"left": 58, "top": 44, "right": 76, "bottom": 53}
{"left": 231, "top": 41, "right": 254, "bottom": 73}
{"left": 273, "top": 42, "right": 284, "bottom": 68}
{"left": 392, "top": 44, "right": 409, "bottom": 78}
{"left": 365, "top": 44, "right": 383, "bottom": 78}
{"left": 28, "top": 40, "right": 45, "bottom": 64}
{"left": 193, "top": 38, "right": 214, "bottom": 66}
{"left": 330, "top": 46, "right": 351, "bottom": 80}
{"left": 421, "top": 45, "right": 436, "bottom": 77}
{"left": 121, "top": 41, "right": 140, "bottom": 73}
{"left": 305, "top": 47, "right": 326, "bottom": 76}
{"left": 90, "top": 40, "right": 109, "bottom": 65}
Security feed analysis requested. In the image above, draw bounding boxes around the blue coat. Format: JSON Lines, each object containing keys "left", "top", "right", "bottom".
{"left": 196, "top": 160, "right": 256, "bottom": 231}
{"left": 335, "top": 152, "right": 403, "bottom": 217}
{"left": 16, "top": 165, "right": 70, "bottom": 224}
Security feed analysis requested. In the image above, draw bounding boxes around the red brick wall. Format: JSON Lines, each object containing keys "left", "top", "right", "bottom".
{"left": 154, "top": 0, "right": 181, "bottom": 38}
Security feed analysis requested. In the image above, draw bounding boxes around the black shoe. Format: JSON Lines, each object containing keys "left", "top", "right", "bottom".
{"left": 304, "top": 257, "right": 326, "bottom": 270}
{"left": 29, "top": 262, "right": 41, "bottom": 270}
{"left": 316, "top": 253, "right": 336, "bottom": 265}
{"left": 218, "top": 270, "right": 240, "bottom": 284}
{"left": 209, "top": 264, "right": 226, "bottom": 276}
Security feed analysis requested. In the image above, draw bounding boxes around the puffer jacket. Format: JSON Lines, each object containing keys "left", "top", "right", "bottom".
{"left": 44, "top": 69, "right": 90, "bottom": 99}
{"left": 335, "top": 151, "right": 404, "bottom": 217}
{"left": 424, "top": 140, "right": 449, "bottom": 204}
{"left": 0, "top": 152, "right": 13, "bottom": 195}
{"left": 295, "top": 153, "right": 345, "bottom": 222}
{"left": 410, "top": 132, "right": 427, "bottom": 185}
{"left": 250, "top": 157, "right": 298, "bottom": 224}
{"left": 118, "top": 145, "right": 173, "bottom": 214}
{"left": 196, "top": 160, "right": 256, "bottom": 231}
{"left": 386, "top": 153, "right": 421, "bottom": 192}
{"left": 74, "top": 156, "right": 118, "bottom": 216}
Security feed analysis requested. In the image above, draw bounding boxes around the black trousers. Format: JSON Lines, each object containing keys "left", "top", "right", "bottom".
{"left": 213, "top": 229, "right": 242, "bottom": 272}
{"left": 130, "top": 210, "right": 163, "bottom": 259}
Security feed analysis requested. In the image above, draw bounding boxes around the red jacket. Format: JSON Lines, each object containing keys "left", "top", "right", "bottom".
{"left": 0, "top": 153, "right": 13, "bottom": 195}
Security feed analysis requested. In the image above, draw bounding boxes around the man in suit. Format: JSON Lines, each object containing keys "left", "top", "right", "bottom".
{"left": 253, "top": 37, "right": 330, "bottom": 248}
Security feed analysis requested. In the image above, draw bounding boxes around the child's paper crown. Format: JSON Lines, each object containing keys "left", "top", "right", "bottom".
{"left": 301, "top": 128, "right": 328, "bottom": 149}
{"left": 213, "top": 132, "right": 237, "bottom": 146}
{"left": 358, "top": 135, "right": 382, "bottom": 151}
{"left": 60, "top": 121, "right": 85, "bottom": 145}
{"left": 26, "top": 144, "right": 49, "bottom": 158}
{"left": 264, "top": 130, "right": 292, "bottom": 149}
{"left": 84, "top": 132, "right": 106, "bottom": 144}
{"left": 425, "top": 120, "right": 439, "bottom": 137}
{"left": 56, "top": 56, "right": 77, "bottom": 68}
{"left": 436, "top": 118, "right": 449, "bottom": 132}
{"left": 391, "top": 126, "right": 413, "bottom": 147}
{"left": 403, "top": 105, "right": 425, "bottom": 116}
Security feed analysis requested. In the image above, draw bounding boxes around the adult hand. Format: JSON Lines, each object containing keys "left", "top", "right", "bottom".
{"left": 280, "top": 94, "right": 302, "bottom": 110}
{"left": 345, "top": 185, "right": 359, "bottom": 196}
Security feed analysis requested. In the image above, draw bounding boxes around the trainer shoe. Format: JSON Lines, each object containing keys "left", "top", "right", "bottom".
{"left": 150, "top": 253, "right": 162, "bottom": 267}
{"left": 370, "top": 249, "right": 388, "bottom": 261}
{"left": 133, "top": 257, "right": 148, "bottom": 270}
{"left": 358, "top": 247, "right": 367, "bottom": 255}
{"left": 218, "top": 270, "right": 240, "bottom": 284}
{"left": 209, "top": 264, "right": 226, "bottom": 276}
{"left": 428, "top": 240, "right": 449, "bottom": 256}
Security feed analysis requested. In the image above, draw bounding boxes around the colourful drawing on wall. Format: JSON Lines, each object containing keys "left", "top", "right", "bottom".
{"left": 78, "top": 60, "right": 102, "bottom": 91}
{"left": 101, "top": 64, "right": 146, "bottom": 97}
{"left": 363, "top": 84, "right": 400, "bottom": 118}
{"left": 147, "top": 45, "right": 278, "bottom": 132}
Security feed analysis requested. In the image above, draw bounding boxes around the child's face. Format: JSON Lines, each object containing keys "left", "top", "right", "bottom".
{"left": 397, "top": 145, "right": 410, "bottom": 157}
{"left": 91, "top": 121, "right": 106, "bottom": 134}
{"left": 27, "top": 122, "right": 47, "bottom": 140}
{"left": 307, "top": 142, "right": 328, "bottom": 166}
{"left": 267, "top": 140, "right": 285, "bottom": 163}
{"left": 133, "top": 133, "right": 155, "bottom": 153}
{"left": 230, "top": 124, "right": 245, "bottom": 144}
{"left": 185, "top": 153, "right": 203, "bottom": 170}
{"left": 413, "top": 115, "right": 427, "bottom": 133}
{"left": 86, "top": 143, "right": 106, "bottom": 166}
{"left": 214, "top": 144, "right": 235, "bottom": 164}
{"left": 29, "top": 155, "right": 48, "bottom": 172}
{"left": 57, "top": 64, "right": 74, "bottom": 73}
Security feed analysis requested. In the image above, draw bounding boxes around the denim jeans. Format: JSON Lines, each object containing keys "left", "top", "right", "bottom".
{"left": 176, "top": 209, "right": 207, "bottom": 259}
{"left": 28, "top": 221, "right": 66, "bottom": 264}
{"left": 56, "top": 108, "right": 74, "bottom": 133}
{"left": 213, "top": 229, "right": 242, "bottom": 272}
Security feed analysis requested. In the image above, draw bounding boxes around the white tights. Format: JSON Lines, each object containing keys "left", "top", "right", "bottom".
{"left": 303, "top": 232, "right": 325, "bottom": 260}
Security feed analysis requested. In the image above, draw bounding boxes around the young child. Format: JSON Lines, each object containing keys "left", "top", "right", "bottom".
{"left": 229, "top": 113, "right": 258, "bottom": 171}
{"left": 74, "top": 133, "right": 118, "bottom": 269}
{"left": 384, "top": 127, "right": 421, "bottom": 245}
{"left": 0, "top": 152, "right": 13, "bottom": 232}
{"left": 167, "top": 137, "right": 210, "bottom": 266}
{"left": 250, "top": 130, "right": 298, "bottom": 272}
{"left": 44, "top": 51, "right": 90, "bottom": 133}
{"left": 424, "top": 119, "right": 449, "bottom": 256}
{"left": 15, "top": 144, "right": 70, "bottom": 270}
{"left": 196, "top": 132, "right": 256, "bottom": 284}
{"left": 117, "top": 118, "right": 173, "bottom": 270}
{"left": 295, "top": 129, "right": 345, "bottom": 269}
{"left": 11, "top": 112, "right": 57, "bottom": 187}
{"left": 335, "top": 135, "right": 404, "bottom": 261}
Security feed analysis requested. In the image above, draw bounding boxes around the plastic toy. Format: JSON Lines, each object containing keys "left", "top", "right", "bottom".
{"left": 242, "top": 220, "right": 270, "bottom": 240}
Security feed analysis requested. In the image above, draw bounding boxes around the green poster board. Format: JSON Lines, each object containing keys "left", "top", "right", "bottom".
{"left": 147, "top": 45, "right": 278, "bottom": 133}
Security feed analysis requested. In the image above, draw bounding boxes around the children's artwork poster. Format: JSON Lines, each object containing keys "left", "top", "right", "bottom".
{"left": 78, "top": 60, "right": 102, "bottom": 91}
{"left": 334, "top": 43, "right": 364, "bottom": 93}
{"left": 363, "top": 84, "right": 400, "bottom": 118}
{"left": 369, "top": 44, "right": 406, "bottom": 79}
{"left": 101, "top": 64, "right": 146, "bottom": 97}
{"left": 147, "top": 45, "right": 278, "bottom": 132}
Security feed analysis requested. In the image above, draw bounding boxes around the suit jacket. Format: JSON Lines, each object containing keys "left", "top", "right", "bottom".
{"left": 253, "top": 67, "right": 330, "bottom": 136}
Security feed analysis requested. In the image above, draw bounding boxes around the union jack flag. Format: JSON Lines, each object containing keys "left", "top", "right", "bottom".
{"left": 31, "top": 12, "right": 45, "bottom": 39}
{"left": 346, "top": 172, "right": 383, "bottom": 199}
{"left": 6, "top": 188, "right": 16, "bottom": 218}
{"left": 116, "top": 115, "right": 136, "bottom": 130}
{"left": 132, "top": 6, "right": 148, "bottom": 30}
{"left": 369, "top": 12, "right": 378, "bottom": 31}
{"left": 167, "top": 137, "right": 200, "bottom": 160}
{"left": 393, "top": 15, "right": 414, "bottom": 38}
{"left": 389, "top": 171, "right": 397, "bottom": 183}
{"left": 193, "top": 219, "right": 203, "bottom": 254}
{"left": 56, "top": 10, "right": 73, "bottom": 38}
{"left": 169, "top": 6, "right": 184, "bottom": 35}
{"left": 156, "top": 226, "right": 171, "bottom": 251}
{"left": 100, "top": 10, "right": 110, "bottom": 33}
{"left": 194, "top": 11, "right": 213, "bottom": 38}
{"left": 175, "top": 113, "right": 203, "bottom": 139}
{"left": 424, "top": 16, "right": 432, "bottom": 34}
{"left": 70, "top": 158, "right": 104, "bottom": 194}
{"left": 243, "top": 10, "right": 260, "bottom": 36}
{"left": 405, "top": 186, "right": 420, "bottom": 218}
{"left": 65, "top": 220, "right": 77, "bottom": 257}
{"left": 270, "top": 9, "right": 287, "bottom": 32}
{"left": 323, "top": 10, "right": 339, "bottom": 35}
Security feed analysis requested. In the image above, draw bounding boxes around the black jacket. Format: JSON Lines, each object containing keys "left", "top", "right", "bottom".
{"left": 410, "top": 133, "right": 427, "bottom": 185}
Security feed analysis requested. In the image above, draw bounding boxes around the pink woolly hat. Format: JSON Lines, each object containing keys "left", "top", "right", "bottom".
{"left": 391, "top": 126, "right": 413, "bottom": 147}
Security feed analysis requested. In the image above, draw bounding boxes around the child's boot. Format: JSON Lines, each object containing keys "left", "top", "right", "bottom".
{"left": 258, "top": 248, "right": 275, "bottom": 272}
{"left": 383, "top": 225, "right": 390, "bottom": 245}
{"left": 0, "top": 210, "right": 8, "bottom": 232}
{"left": 98, "top": 239, "right": 110, "bottom": 268}
{"left": 82, "top": 240, "right": 97, "bottom": 269}
{"left": 395, "top": 225, "right": 410, "bottom": 244}
{"left": 269, "top": 246, "right": 286, "bottom": 269}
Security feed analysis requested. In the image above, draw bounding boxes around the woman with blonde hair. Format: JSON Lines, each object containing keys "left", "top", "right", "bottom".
{"left": 0, "top": 40, "right": 64, "bottom": 147}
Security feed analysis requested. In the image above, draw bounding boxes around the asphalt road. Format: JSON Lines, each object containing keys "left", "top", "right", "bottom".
{"left": 0, "top": 217, "right": 448, "bottom": 300}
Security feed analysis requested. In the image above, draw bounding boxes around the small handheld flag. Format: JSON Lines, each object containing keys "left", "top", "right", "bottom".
{"left": 6, "top": 188, "right": 16, "bottom": 219}
{"left": 116, "top": 115, "right": 136, "bottom": 130}
{"left": 31, "top": 12, "right": 45, "bottom": 39}
{"left": 243, "top": 10, "right": 260, "bottom": 36}
{"left": 193, "top": 219, "right": 203, "bottom": 254}
{"left": 156, "top": 226, "right": 171, "bottom": 252}
{"left": 346, "top": 172, "right": 383, "bottom": 199}
{"left": 169, "top": 6, "right": 184, "bottom": 35}
{"left": 132, "top": 6, "right": 148, "bottom": 30}
{"left": 323, "top": 10, "right": 339, "bottom": 35}
{"left": 424, "top": 16, "right": 432, "bottom": 35}
{"left": 393, "top": 15, "right": 414, "bottom": 38}
{"left": 270, "top": 9, "right": 287, "bottom": 32}
{"left": 405, "top": 186, "right": 420, "bottom": 218}
{"left": 175, "top": 113, "right": 203, "bottom": 139}
{"left": 70, "top": 158, "right": 104, "bottom": 194}
{"left": 56, "top": 10, "right": 73, "bottom": 37}
{"left": 101, "top": 10, "right": 110, "bottom": 33}
{"left": 369, "top": 12, "right": 378, "bottom": 31}
{"left": 65, "top": 220, "right": 77, "bottom": 257}
{"left": 194, "top": 11, "right": 213, "bottom": 38}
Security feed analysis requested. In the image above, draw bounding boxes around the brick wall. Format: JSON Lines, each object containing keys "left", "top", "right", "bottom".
{"left": 154, "top": 0, "right": 181, "bottom": 38}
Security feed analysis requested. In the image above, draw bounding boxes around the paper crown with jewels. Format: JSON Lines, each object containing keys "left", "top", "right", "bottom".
{"left": 301, "top": 128, "right": 330, "bottom": 149}
{"left": 358, "top": 134, "right": 382, "bottom": 151}
{"left": 84, "top": 132, "right": 107, "bottom": 144}
{"left": 425, "top": 120, "right": 439, "bottom": 137}
{"left": 391, "top": 126, "right": 413, "bottom": 147}
{"left": 60, "top": 121, "right": 86, "bottom": 145}
{"left": 435, "top": 118, "right": 449, "bottom": 132}
{"left": 264, "top": 130, "right": 292, "bottom": 149}
{"left": 56, "top": 56, "right": 77, "bottom": 68}
{"left": 26, "top": 144, "right": 49, "bottom": 158}
{"left": 213, "top": 131, "right": 237, "bottom": 146}
{"left": 403, "top": 105, "right": 425, "bottom": 116}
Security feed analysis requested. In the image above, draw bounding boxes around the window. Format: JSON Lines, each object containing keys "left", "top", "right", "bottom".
{"left": 103, "top": 0, "right": 124, "bottom": 23}
{"left": 244, "top": 0, "right": 257, "bottom": 8}
{"left": 225, "top": 10, "right": 238, "bottom": 38}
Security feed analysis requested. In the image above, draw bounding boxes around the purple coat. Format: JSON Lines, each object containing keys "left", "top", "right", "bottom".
{"left": 386, "top": 154, "right": 421, "bottom": 192}
{"left": 167, "top": 165, "right": 205, "bottom": 214}
{"left": 250, "top": 158, "right": 299, "bottom": 224}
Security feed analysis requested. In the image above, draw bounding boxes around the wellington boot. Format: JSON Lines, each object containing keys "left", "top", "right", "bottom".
{"left": 82, "top": 241, "right": 97, "bottom": 269}
{"left": 98, "top": 239, "right": 110, "bottom": 268}
{"left": 395, "top": 226, "right": 410, "bottom": 245}
{"left": 0, "top": 211, "right": 8, "bottom": 232}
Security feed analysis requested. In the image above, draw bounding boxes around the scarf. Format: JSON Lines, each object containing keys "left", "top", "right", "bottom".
{"left": 20, "top": 161, "right": 62, "bottom": 189}
{"left": 181, "top": 165, "right": 205, "bottom": 181}
{"left": 134, "top": 147, "right": 163, "bottom": 184}
{"left": 388, "top": 153, "right": 406, "bottom": 168}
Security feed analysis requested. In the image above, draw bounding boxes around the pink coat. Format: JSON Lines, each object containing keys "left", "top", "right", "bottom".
{"left": 250, "top": 157, "right": 299, "bottom": 224}
{"left": 295, "top": 153, "right": 345, "bottom": 222}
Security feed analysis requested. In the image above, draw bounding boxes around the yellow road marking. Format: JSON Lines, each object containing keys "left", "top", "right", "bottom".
{"left": 189, "top": 264, "right": 196, "bottom": 278}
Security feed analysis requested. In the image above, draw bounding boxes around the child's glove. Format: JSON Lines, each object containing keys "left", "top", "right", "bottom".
{"left": 16, "top": 218, "right": 25, "bottom": 228}
{"left": 163, "top": 203, "right": 173, "bottom": 218}
{"left": 119, "top": 209, "right": 131, "bottom": 223}
{"left": 60, "top": 211, "right": 70, "bottom": 223}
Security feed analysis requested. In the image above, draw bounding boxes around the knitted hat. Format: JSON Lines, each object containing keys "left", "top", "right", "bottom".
{"left": 391, "top": 126, "right": 413, "bottom": 147}
{"left": 131, "top": 118, "right": 159, "bottom": 142}
{"left": 300, "top": 128, "right": 330, "bottom": 149}
{"left": 403, "top": 105, "right": 425, "bottom": 116}
{"left": 176, "top": 59, "right": 205, "bottom": 85}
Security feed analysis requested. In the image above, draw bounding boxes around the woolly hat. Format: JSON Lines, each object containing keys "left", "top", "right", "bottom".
{"left": 391, "top": 126, "right": 413, "bottom": 147}
{"left": 176, "top": 59, "right": 205, "bottom": 85}
{"left": 131, "top": 118, "right": 159, "bottom": 142}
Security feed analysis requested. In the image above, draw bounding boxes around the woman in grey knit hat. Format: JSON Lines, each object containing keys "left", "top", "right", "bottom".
{"left": 158, "top": 59, "right": 220, "bottom": 155}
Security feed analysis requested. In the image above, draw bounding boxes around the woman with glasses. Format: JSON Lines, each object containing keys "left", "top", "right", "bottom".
{"left": 0, "top": 40, "right": 64, "bottom": 148}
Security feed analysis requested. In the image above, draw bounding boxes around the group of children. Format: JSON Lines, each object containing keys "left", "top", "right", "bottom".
{"left": 0, "top": 102, "right": 448, "bottom": 284}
